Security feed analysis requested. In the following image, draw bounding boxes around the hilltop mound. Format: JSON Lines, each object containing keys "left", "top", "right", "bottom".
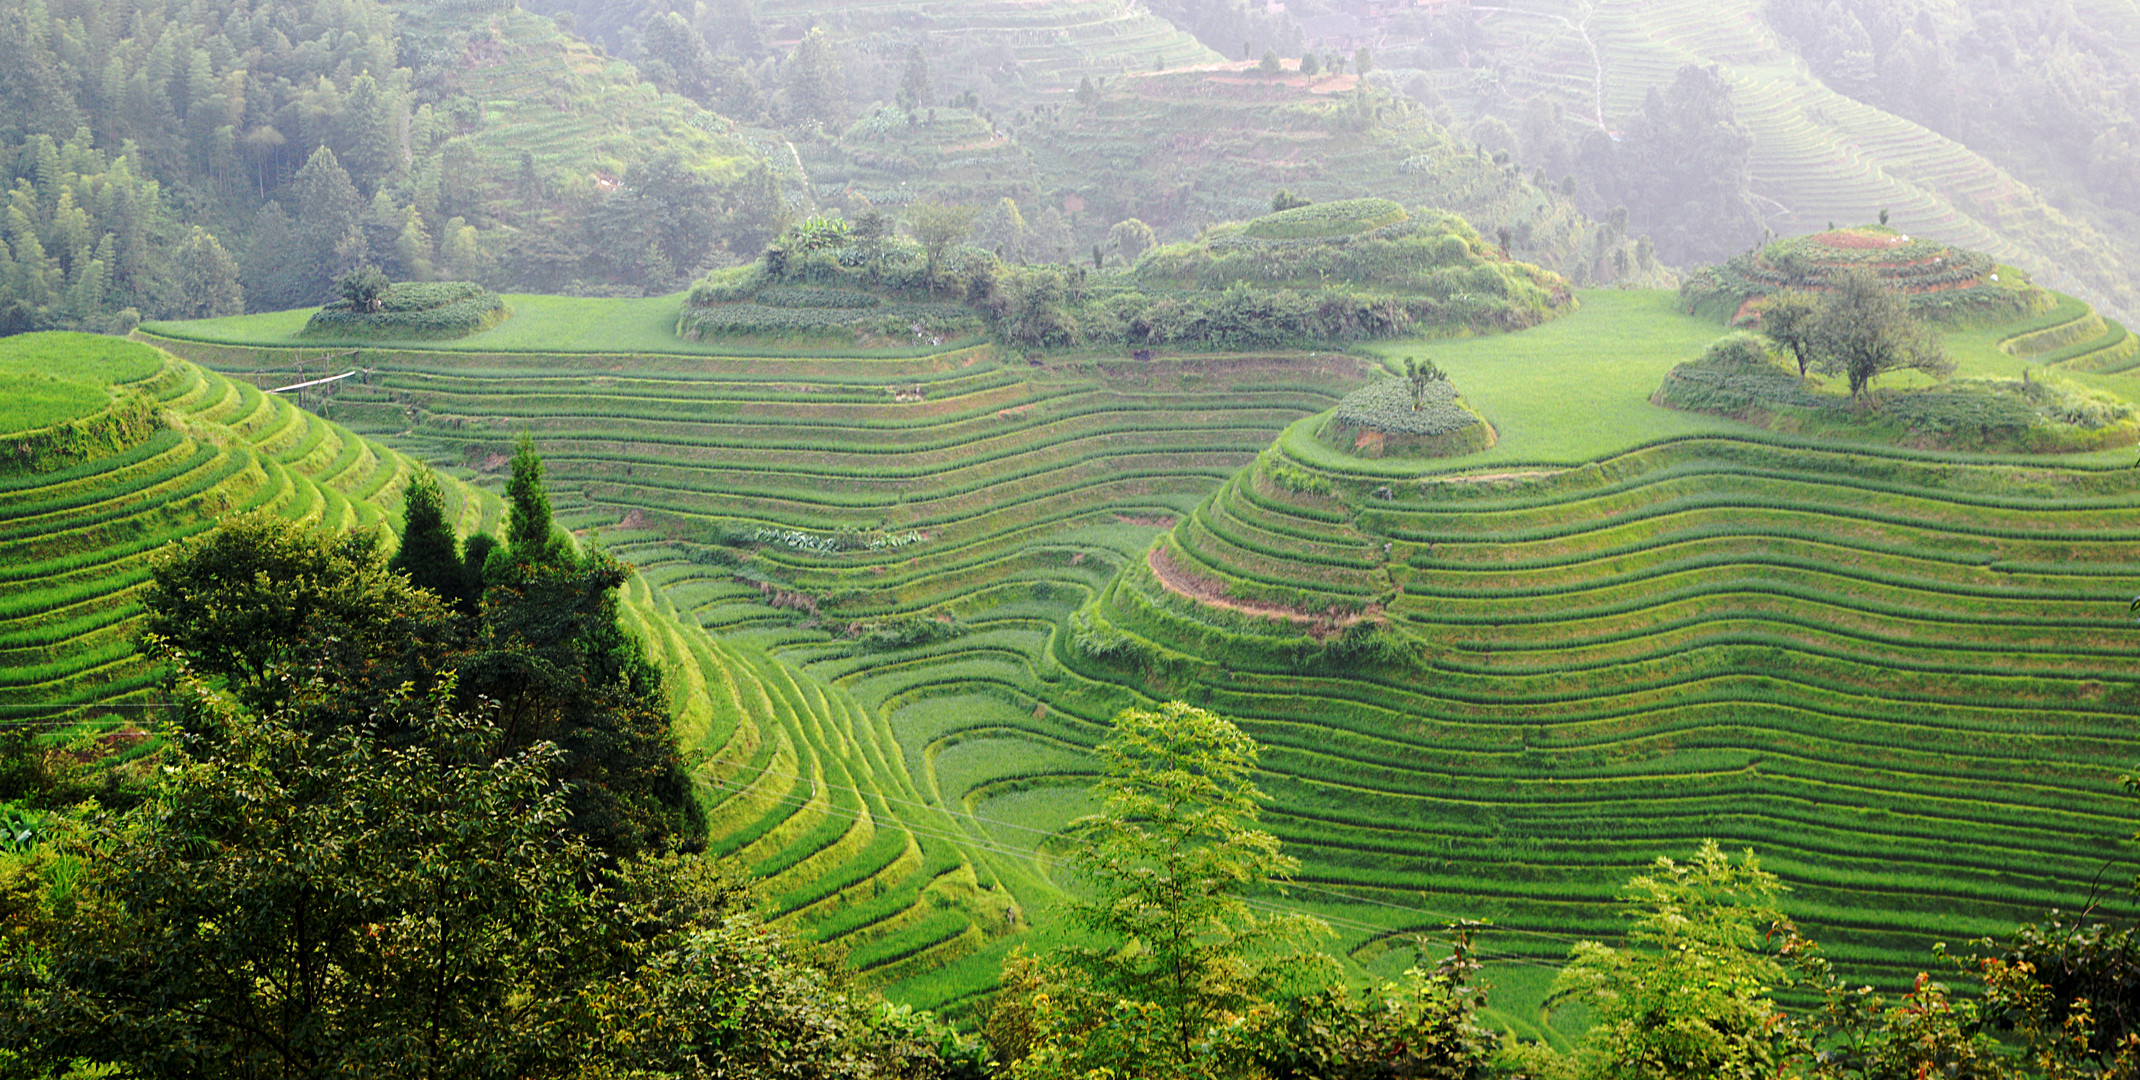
{"left": 1135, "top": 200, "right": 1572, "bottom": 326}
{"left": 1317, "top": 376, "right": 1496, "bottom": 459}
{"left": 1653, "top": 334, "right": 2137, "bottom": 453}
{"left": 680, "top": 204, "right": 1572, "bottom": 351}
{"left": 302, "top": 283, "right": 510, "bottom": 342}
{"left": 1680, "top": 226, "right": 2052, "bottom": 324}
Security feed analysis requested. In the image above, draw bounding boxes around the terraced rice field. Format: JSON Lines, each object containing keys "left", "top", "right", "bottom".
{"left": 141, "top": 330, "right": 1376, "bottom": 1014}
{"left": 1082, "top": 426, "right": 2140, "bottom": 989}
{"left": 140, "top": 285, "right": 2140, "bottom": 1019}
{"left": 0, "top": 336, "right": 503, "bottom": 725}
{"left": 760, "top": 0, "right": 1220, "bottom": 89}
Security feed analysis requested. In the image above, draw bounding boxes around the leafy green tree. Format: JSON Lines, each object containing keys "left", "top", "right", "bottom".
{"left": 1254, "top": 929, "right": 1500, "bottom": 1080}
{"left": 1759, "top": 290, "right": 1822, "bottom": 378}
{"left": 336, "top": 264, "right": 390, "bottom": 312}
{"left": 388, "top": 469, "right": 470, "bottom": 610}
{"left": 908, "top": 202, "right": 977, "bottom": 288}
{"left": 0, "top": 661, "right": 980, "bottom": 1079}
{"left": 783, "top": 27, "right": 848, "bottom": 127}
{"left": 1300, "top": 51, "right": 1321, "bottom": 77}
{"left": 142, "top": 513, "right": 455, "bottom": 710}
{"left": 998, "top": 702, "right": 1330, "bottom": 1079}
{"left": 171, "top": 226, "right": 244, "bottom": 318}
{"left": 1108, "top": 218, "right": 1156, "bottom": 263}
{"left": 1814, "top": 269, "right": 1952, "bottom": 397}
{"left": 1549, "top": 841, "right": 1803, "bottom": 1080}
{"left": 1404, "top": 356, "right": 1445, "bottom": 411}
{"left": 1271, "top": 190, "right": 1312, "bottom": 213}
{"left": 1260, "top": 48, "right": 1283, "bottom": 74}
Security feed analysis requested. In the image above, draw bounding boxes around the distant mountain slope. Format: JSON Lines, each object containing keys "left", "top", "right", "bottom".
{"left": 1380, "top": 0, "right": 2139, "bottom": 323}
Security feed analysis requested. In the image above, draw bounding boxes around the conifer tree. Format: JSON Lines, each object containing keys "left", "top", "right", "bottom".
{"left": 782, "top": 27, "right": 848, "bottom": 127}
{"left": 505, "top": 433, "right": 560, "bottom": 563}
{"left": 389, "top": 470, "right": 466, "bottom": 609}
{"left": 897, "top": 43, "right": 933, "bottom": 112}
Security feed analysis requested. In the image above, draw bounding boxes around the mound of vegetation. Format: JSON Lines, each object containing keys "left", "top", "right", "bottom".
{"left": 1680, "top": 225, "right": 2052, "bottom": 324}
{"left": 1317, "top": 362, "right": 1494, "bottom": 458}
{"left": 682, "top": 202, "right": 1571, "bottom": 352}
{"left": 1656, "top": 333, "right": 2136, "bottom": 453}
{"left": 678, "top": 215, "right": 985, "bottom": 346}
{"left": 301, "top": 279, "right": 509, "bottom": 341}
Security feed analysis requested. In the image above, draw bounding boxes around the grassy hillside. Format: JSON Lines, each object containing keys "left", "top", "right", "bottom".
{"left": 0, "top": 333, "right": 502, "bottom": 724}
{"left": 138, "top": 284, "right": 2140, "bottom": 1021}
{"left": 1390, "top": 0, "right": 2139, "bottom": 323}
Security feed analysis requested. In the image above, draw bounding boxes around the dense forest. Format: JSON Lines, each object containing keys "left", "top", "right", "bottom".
{"left": 0, "top": 0, "right": 786, "bottom": 332}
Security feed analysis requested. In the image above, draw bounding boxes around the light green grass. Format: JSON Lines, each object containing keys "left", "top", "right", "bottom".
{"left": 1340, "top": 289, "right": 2140, "bottom": 472}
{"left": 142, "top": 293, "right": 974, "bottom": 358}
{"left": 1357, "top": 290, "right": 1760, "bottom": 466}
{"left": 0, "top": 373, "right": 107, "bottom": 435}
{"left": 0, "top": 332, "right": 166, "bottom": 385}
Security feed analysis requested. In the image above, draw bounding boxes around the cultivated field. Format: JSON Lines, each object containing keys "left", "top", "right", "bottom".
{"left": 135, "top": 285, "right": 2140, "bottom": 1028}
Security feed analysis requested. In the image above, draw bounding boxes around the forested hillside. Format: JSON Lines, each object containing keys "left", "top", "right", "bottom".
{"left": 0, "top": 0, "right": 781, "bottom": 332}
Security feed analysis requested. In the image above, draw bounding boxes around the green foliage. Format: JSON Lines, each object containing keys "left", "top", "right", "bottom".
{"left": 1320, "top": 377, "right": 1493, "bottom": 458}
{"left": 1002, "top": 702, "right": 1331, "bottom": 1077}
{"left": 1816, "top": 269, "right": 1955, "bottom": 396}
{"left": 1652, "top": 335, "right": 1837, "bottom": 416}
{"left": 142, "top": 513, "right": 455, "bottom": 706}
{"left": 1254, "top": 932, "right": 1500, "bottom": 1080}
{"left": 336, "top": 266, "right": 391, "bottom": 312}
{"left": 975, "top": 207, "right": 1572, "bottom": 351}
{"left": 1271, "top": 190, "right": 1313, "bottom": 214}
{"left": 1682, "top": 228, "right": 2046, "bottom": 326}
{"left": 301, "top": 281, "right": 508, "bottom": 341}
{"left": 1550, "top": 842, "right": 1800, "bottom": 1080}
{"left": 505, "top": 432, "right": 560, "bottom": 561}
{"left": 0, "top": 661, "right": 982, "bottom": 1079}
{"left": 1329, "top": 377, "right": 1477, "bottom": 436}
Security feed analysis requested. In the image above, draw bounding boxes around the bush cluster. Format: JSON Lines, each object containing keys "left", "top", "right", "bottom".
{"left": 1653, "top": 334, "right": 1840, "bottom": 416}
{"left": 1328, "top": 377, "right": 1474, "bottom": 436}
{"left": 301, "top": 281, "right": 507, "bottom": 340}
{"left": 1678, "top": 226, "right": 2041, "bottom": 325}
{"left": 1889, "top": 376, "right": 2135, "bottom": 434}
{"left": 1316, "top": 376, "right": 1493, "bottom": 458}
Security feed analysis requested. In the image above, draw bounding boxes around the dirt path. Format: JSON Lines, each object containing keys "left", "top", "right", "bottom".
{"left": 1147, "top": 548, "right": 1378, "bottom": 638}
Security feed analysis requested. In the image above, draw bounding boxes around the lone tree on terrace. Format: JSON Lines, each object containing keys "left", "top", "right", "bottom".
{"left": 1814, "top": 269, "right": 1952, "bottom": 398}
{"left": 1404, "top": 356, "right": 1445, "bottom": 411}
